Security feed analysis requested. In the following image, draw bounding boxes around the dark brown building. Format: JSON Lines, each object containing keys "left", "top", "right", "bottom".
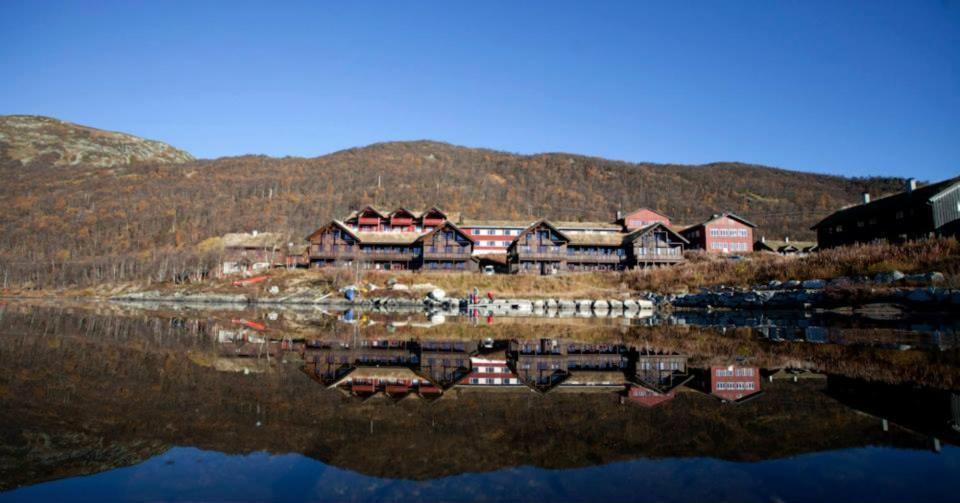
{"left": 812, "top": 177, "right": 960, "bottom": 249}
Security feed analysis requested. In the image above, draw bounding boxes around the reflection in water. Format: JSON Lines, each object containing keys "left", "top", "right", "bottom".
{"left": 0, "top": 302, "right": 958, "bottom": 502}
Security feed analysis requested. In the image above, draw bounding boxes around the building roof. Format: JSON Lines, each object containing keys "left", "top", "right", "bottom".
{"left": 617, "top": 207, "right": 672, "bottom": 222}
{"left": 565, "top": 232, "right": 627, "bottom": 246}
{"left": 624, "top": 222, "right": 690, "bottom": 244}
{"left": 560, "top": 370, "right": 627, "bottom": 386}
{"left": 419, "top": 221, "right": 475, "bottom": 244}
{"left": 457, "top": 218, "right": 533, "bottom": 228}
{"left": 683, "top": 212, "right": 757, "bottom": 231}
{"left": 515, "top": 220, "right": 572, "bottom": 242}
{"left": 755, "top": 239, "right": 817, "bottom": 253}
{"left": 222, "top": 232, "right": 285, "bottom": 249}
{"left": 329, "top": 366, "right": 424, "bottom": 388}
{"left": 811, "top": 176, "right": 960, "bottom": 230}
{"left": 554, "top": 221, "right": 624, "bottom": 231}
{"left": 305, "top": 220, "right": 360, "bottom": 242}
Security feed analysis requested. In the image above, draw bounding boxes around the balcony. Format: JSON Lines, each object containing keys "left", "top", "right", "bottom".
{"left": 566, "top": 252, "right": 624, "bottom": 264}
{"left": 423, "top": 248, "right": 471, "bottom": 260}
{"left": 514, "top": 247, "right": 566, "bottom": 261}
{"left": 634, "top": 250, "right": 684, "bottom": 263}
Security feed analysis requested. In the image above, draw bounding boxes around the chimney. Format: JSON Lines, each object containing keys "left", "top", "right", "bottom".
{"left": 906, "top": 178, "right": 917, "bottom": 192}
{"left": 616, "top": 210, "right": 624, "bottom": 221}
{"left": 862, "top": 192, "right": 871, "bottom": 204}
{"left": 785, "top": 236, "right": 790, "bottom": 243}
{"left": 761, "top": 236, "right": 766, "bottom": 243}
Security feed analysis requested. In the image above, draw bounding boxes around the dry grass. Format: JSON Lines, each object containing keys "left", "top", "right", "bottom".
{"left": 627, "top": 237, "right": 960, "bottom": 292}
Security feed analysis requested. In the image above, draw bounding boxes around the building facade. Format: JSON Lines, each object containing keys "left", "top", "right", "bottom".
{"left": 680, "top": 213, "right": 757, "bottom": 254}
{"left": 812, "top": 177, "right": 960, "bottom": 249}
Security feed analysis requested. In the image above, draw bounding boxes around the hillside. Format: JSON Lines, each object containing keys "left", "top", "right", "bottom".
{"left": 0, "top": 115, "right": 193, "bottom": 167}
{"left": 0, "top": 119, "right": 911, "bottom": 287}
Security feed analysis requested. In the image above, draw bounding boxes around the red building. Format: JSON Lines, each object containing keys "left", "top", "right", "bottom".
{"left": 616, "top": 208, "right": 672, "bottom": 231}
{"left": 680, "top": 213, "right": 757, "bottom": 254}
{"left": 456, "top": 351, "right": 524, "bottom": 387}
{"left": 708, "top": 365, "right": 762, "bottom": 403}
{"left": 458, "top": 219, "right": 530, "bottom": 255}
{"left": 625, "top": 383, "right": 676, "bottom": 407}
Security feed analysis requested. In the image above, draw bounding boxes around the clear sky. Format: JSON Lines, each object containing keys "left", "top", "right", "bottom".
{"left": 1, "top": 1, "right": 957, "bottom": 179}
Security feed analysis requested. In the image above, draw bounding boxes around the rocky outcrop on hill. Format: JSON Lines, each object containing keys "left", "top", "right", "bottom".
{"left": 0, "top": 115, "right": 193, "bottom": 167}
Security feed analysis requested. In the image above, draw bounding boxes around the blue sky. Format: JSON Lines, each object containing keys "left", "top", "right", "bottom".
{"left": 1, "top": 1, "right": 957, "bottom": 179}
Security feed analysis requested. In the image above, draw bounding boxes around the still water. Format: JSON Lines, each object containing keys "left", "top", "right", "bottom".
{"left": 0, "top": 301, "right": 958, "bottom": 502}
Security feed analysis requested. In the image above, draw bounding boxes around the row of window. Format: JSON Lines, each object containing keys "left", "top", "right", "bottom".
{"left": 709, "top": 228, "right": 750, "bottom": 237}
{"left": 468, "top": 377, "right": 520, "bottom": 385}
{"left": 715, "top": 368, "right": 755, "bottom": 377}
{"left": 715, "top": 382, "right": 756, "bottom": 391}
{"left": 469, "top": 228, "right": 522, "bottom": 236}
{"left": 710, "top": 242, "right": 749, "bottom": 251}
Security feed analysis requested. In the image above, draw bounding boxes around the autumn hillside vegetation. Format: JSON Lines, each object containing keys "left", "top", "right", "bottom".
{"left": 627, "top": 237, "right": 960, "bottom": 292}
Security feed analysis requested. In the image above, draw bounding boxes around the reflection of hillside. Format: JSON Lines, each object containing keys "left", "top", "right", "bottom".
{"left": 0, "top": 308, "right": 947, "bottom": 488}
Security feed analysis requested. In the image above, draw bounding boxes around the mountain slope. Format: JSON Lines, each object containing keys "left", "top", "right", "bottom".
{"left": 0, "top": 123, "right": 912, "bottom": 287}
{"left": 0, "top": 115, "right": 193, "bottom": 167}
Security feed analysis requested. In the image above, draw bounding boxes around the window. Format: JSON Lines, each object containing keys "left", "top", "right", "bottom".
{"left": 896, "top": 211, "right": 904, "bottom": 220}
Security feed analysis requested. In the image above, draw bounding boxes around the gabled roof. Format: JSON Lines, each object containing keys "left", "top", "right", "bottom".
{"left": 811, "top": 176, "right": 960, "bottom": 230}
{"left": 618, "top": 207, "right": 671, "bottom": 221}
{"left": 305, "top": 220, "right": 359, "bottom": 242}
{"left": 418, "top": 221, "right": 475, "bottom": 244}
{"left": 328, "top": 366, "right": 427, "bottom": 389}
{"left": 754, "top": 239, "right": 816, "bottom": 253}
{"left": 624, "top": 222, "right": 690, "bottom": 244}
{"left": 387, "top": 207, "right": 418, "bottom": 218}
{"left": 420, "top": 206, "right": 448, "bottom": 218}
{"left": 355, "top": 232, "right": 422, "bottom": 245}
{"left": 554, "top": 221, "right": 624, "bottom": 231}
{"left": 565, "top": 232, "right": 627, "bottom": 246}
{"left": 683, "top": 212, "right": 757, "bottom": 230}
{"left": 514, "top": 219, "right": 571, "bottom": 242}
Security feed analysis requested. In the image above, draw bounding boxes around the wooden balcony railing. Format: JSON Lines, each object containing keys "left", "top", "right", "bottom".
{"left": 565, "top": 253, "right": 624, "bottom": 263}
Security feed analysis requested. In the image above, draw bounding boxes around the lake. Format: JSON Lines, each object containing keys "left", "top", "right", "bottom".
{"left": 0, "top": 300, "right": 957, "bottom": 502}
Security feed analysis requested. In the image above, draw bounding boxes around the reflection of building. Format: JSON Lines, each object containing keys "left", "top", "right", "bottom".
{"left": 456, "top": 350, "right": 524, "bottom": 388}
{"left": 708, "top": 365, "right": 762, "bottom": 403}
{"left": 625, "top": 383, "right": 676, "bottom": 407}
{"left": 632, "top": 349, "right": 689, "bottom": 391}
{"left": 303, "top": 339, "right": 419, "bottom": 386}
{"left": 329, "top": 367, "right": 442, "bottom": 400}
{"left": 511, "top": 338, "right": 625, "bottom": 392}
{"left": 215, "top": 323, "right": 281, "bottom": 358}
{"left": 419, "top": 340, "right": 474, "bottom": 388}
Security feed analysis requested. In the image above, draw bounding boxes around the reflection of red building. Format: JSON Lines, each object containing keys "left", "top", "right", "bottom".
{"left": 625, "top": 383, "right": 675, "bottom": 407}
{"left": 709, "top": 365, "right": 762, "bottom": 402}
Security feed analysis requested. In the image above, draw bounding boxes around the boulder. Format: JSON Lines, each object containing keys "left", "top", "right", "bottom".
{"left": 429, "top": 288, "right": 447, "bottom": 301}
{"left": 926, "top": 272, "right": 946, "bottom": 284}
{"left": 874, "top": 270, "right": 905, "bottom": 284}
{"left": 766, "top": 280, "right": 782, "bottom": 289}
{"left": 608, "top": 299, "right": 624, "bottom": 311}
{"left": 622, "top": 299, "right": 639, "bottom": 311}
{"left": 784, "top": 280, "right": 801, "bottom": 289}
{"left": 557, "top": 300, "right": 576, "bottom": 311}
{"left": 801, "top": 279, "right": 827, "bottom": 290}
